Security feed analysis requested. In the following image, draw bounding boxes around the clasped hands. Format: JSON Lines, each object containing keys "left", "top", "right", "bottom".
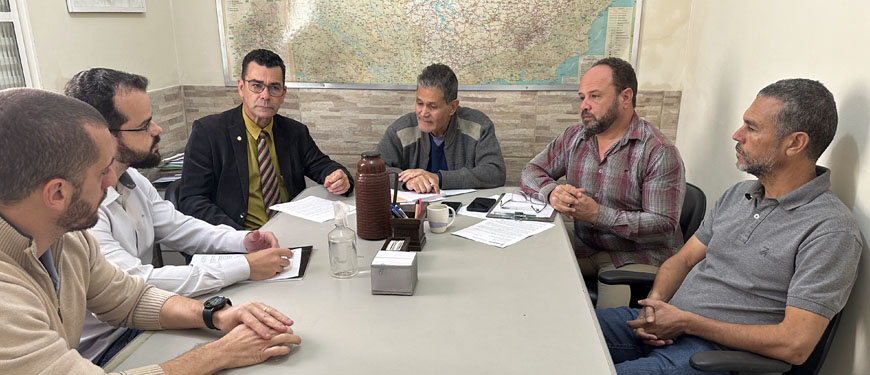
{"left": 626, "top": 299, "right": 691, "bottom": 347}
{"left": 548, "top": 184, "right": 599, "bottom": 222}
{"left": 210, "top": 301, "right": 301, "bottom": 367}
{"left": 399, "top": 169, "right": 440, "bottom": 194}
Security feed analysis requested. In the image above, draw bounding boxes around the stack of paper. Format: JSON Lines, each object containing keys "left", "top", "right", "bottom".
{"left": 391, "top": 188, "right": 476, "bottom": 203}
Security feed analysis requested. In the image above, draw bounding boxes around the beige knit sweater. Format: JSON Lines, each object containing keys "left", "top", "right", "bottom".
{"left": 0, "top": 216, "right": 175, "bottom": 374}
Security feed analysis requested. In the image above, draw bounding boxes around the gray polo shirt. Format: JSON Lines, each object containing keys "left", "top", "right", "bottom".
{"left": 669, "top": 167, "right": 862, "bottom": 324}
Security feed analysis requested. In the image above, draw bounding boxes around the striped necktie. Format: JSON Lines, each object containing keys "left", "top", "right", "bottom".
{"left": 257, "top": 132, "right": 280, "bottom": 218}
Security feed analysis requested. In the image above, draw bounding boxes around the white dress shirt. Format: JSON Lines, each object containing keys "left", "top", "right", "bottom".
{"left": 78, "top": 168, "right": 251, "bottom": 361}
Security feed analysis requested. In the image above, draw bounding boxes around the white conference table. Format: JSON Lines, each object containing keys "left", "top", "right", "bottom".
{"left": 108, "top": 186, "right": 615, "bottom": 374}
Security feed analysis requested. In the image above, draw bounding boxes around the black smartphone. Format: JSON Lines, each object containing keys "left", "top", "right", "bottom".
{"left": 467, "top": 197, "right": 496, "bottom": 212}
{"left": 443, "top": 201, "right": 462, "bottom": 215}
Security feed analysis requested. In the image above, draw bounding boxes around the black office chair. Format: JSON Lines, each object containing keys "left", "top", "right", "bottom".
{"left": 594, "top": 183, "right": 707, "bottom": 306}
{"left": 689, "top": 312, "right": 842, "bottom": 375}
{"left": 159, "top": 179, "right": 193, "bottom": 265}
{"left": 164, "top": 179, "right": 183, "bottom": 208}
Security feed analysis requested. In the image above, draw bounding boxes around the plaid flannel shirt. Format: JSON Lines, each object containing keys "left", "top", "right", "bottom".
{"left": 521, "top": 114, "right": 685, "bottom": 267}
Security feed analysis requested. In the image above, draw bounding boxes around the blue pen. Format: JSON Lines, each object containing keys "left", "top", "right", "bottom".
{"left": 390, "top": 205, "right": 408, "bottom": 218}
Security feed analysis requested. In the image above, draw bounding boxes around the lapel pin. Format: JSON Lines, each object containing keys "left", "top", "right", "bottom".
{"left": 237, "top": 136, "right": 242, "bottom": 141}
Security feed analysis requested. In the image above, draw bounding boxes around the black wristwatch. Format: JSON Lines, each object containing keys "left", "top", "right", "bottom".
{"left": 202, "top": 296, "right": 232, "bottom": 330}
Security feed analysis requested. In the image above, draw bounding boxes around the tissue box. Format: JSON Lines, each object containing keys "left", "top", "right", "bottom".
{"left": 371, "top": 251, "right": 418, "bottom": 296}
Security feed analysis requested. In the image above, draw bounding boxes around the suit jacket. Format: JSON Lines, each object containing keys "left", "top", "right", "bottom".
{"left": 178, "top": 105, "right": 353, "bottom": 229}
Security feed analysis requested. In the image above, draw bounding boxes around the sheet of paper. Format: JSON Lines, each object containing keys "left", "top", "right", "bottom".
{"left": 457, "top": 194, "right": 501, "bottom": 219}
{"left": 451, "top": 219, "right": 554, "bottom": 248}
{"left": 190, "top": 247, "right": 303, "bottom": 281}
{"left": 391, "top": 188, "right": 476, "bottom": 203}
{"left": 269, "top": 196, "right": 356, "bottom": 223}
{"left": 489, "top": 192, "right": 555, "bottom": 218}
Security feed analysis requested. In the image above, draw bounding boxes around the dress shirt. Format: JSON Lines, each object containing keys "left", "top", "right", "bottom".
{"left": 243, "top": 110, "right": 289, "bottom": 229}
{"left": 79, "top": 168, "right": 250, "bottom": 361}
{"left": 521, "top": 113, "right": 685, "bottom": 267}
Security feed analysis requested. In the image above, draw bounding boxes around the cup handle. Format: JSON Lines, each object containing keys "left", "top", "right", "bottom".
{"left": 446, "top": 206, "right": 456, "bottom": 228}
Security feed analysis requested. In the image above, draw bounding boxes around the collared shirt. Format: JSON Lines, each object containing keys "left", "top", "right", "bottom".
{"left": 243, "top": 108, "right": 289, "bottom": 229}
{"left": 520, "top": 113, "right": 685, "bottom": 267}
{"left": 669, "top": 167, "right": 863, "bottom": 324}
{"left": 80, "top": 168, "right": 250, "bottom": 361}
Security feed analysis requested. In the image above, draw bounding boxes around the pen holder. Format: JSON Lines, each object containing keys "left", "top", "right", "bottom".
{"left": 390, "top": 204, "right": 427, "bottom": 251}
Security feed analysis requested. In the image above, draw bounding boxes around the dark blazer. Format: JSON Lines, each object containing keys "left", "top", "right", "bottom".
{"left": 178, "top": 105, "right": 353, "bottom": 229}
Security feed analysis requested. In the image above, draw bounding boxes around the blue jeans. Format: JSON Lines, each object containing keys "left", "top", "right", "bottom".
{"left": 597, "top": 307, "right": 726, "bottom": 375}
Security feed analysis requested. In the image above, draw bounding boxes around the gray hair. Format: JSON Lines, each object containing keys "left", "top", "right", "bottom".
{"left": 417, "top": 64, "right": 458, "bottom": 104}
{"left": 757, "top": 79, "right": 837, "bottom": 161}
{"left": 0, "top": 88, "right": 107, "bottom": 204}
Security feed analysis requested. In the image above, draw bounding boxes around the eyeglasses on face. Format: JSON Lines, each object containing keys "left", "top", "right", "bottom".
{"left": 112, "top": 120, "right": 152, "bottom": 133}
{"left": 242, "top": 79, "right": 286, "bottom": 97}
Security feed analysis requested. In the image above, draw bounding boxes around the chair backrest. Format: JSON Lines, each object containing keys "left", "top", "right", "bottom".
{"left": 164, "top": 179, "right": 183, "bottom": 209}
{"left": 680, "top": 183, "right": 707, "bottom": 242}
{"left": 788, "top": 311, "right": 842, "bottom": 375}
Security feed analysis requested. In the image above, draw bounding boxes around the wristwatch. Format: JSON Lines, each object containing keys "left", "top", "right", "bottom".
{"left": 202, "top": 296, "right": 232, "bottom": 330}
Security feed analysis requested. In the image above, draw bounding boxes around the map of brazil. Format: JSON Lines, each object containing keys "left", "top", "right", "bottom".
{"left": 219, "top": 0, "right": 639, "bottom": 87}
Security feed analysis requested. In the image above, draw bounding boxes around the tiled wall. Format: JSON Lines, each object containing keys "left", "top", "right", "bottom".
{"left": 150, "top": 86, "right": 682, "bottom": 185}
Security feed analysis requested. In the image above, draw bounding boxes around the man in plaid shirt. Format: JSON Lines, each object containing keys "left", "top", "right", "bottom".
{"left": 521, "top": 58, "right": 685, "bottom": 308}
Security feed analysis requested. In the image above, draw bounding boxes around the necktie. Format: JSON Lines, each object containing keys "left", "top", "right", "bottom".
{"left": 257, "top": 132, "right": 280, "bottom": 218}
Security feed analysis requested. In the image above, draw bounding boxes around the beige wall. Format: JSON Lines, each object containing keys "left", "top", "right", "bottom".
{"left": 677, "top": 2, "right": 870, "bottom": 374}
{"left": 22, "top": 0, "right": 180, "bottom": 92}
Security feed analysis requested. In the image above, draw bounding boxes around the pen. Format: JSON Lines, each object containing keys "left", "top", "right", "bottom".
{"left": 416, "top": 199, "right": 422, "bottom": 218}
{"left": 390, "top": 205, "right": 408, "bottom": 218}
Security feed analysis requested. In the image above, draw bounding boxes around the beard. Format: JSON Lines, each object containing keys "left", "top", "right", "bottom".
{"left": 118, "top": 135, "right": 162, "bottom": 169}
{"left": 736, "top": 144, "right": 776, "bottom": 177}
{"left": 582, "top": 98, "right": 620, "bottom": 136}
{"left": 56, "top": 185, "right": 105, "bottom": 231}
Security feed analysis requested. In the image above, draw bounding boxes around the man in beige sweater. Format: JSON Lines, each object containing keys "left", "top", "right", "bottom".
{"left": 0, "top": 88, "right": 301, "bottom": 374}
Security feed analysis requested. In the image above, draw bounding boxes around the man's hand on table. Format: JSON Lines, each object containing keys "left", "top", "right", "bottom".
{"left": 245, "top": 247, "right": 293, "bottom": 280}
{"left": 213, "top": 301, "right": 294, "bottom": 339}
{"left": 399, "top": 169, "right": 441, "bottom": 193}
{"left": 324, "top": 169, "right": 351, "bottom": 195}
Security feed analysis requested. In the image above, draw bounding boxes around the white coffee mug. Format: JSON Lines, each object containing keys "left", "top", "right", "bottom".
{"left": 426, "top": 203, "right": 456, "bottom": 233}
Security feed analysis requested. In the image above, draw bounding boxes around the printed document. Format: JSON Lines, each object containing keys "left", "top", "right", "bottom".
{"left": 452, "top": 219, "right": 554, "bottom": 248}
{"left": 269, "top": 196, "right": 356, "bottom": 223}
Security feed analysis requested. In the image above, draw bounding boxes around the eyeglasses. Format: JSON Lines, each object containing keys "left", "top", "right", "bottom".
{"left": 243, "top": 79, "right": 286, "bottom": 97}
{"left": 500, "top": 190, "right": 547, "bottom": 213}
{"left": 112, "top": 120, "right": 152, "bottom": 133}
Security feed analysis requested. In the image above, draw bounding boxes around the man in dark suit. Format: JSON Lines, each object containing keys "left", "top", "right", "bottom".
{"left": 179, "top": 49, "right": 352, "bottom": 230}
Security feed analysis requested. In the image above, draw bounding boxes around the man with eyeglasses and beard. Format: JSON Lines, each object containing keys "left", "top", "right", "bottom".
{"left": 65, "top": 68, "right": 295, "bottom": 366}
{"left": 520, "top": 58, "right": 686, "bottom": 308}
{"left": 178, "top": 49, "right": 353, "bottom": 230}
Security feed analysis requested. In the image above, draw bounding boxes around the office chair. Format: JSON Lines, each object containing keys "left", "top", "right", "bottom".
{"left": 689, "top": 311, "right": 842, "bottom": 375}
{"left": 594, "top": 183, "right": 707, "bottom": 306}
{"left": 164, "top": 179, "right": 183, "bottom": 208}
{"left": 158, "top": 179, "right": 193, "bottom": 264}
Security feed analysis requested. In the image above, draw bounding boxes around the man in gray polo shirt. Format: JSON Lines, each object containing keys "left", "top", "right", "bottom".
{"left": 595, "top": 78, "right": 862, "bottom": 374}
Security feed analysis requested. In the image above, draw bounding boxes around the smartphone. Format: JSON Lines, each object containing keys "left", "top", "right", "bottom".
{"left": 467, "top": 197, "right": 496, "bottom": 212}
{"left": 443, "top": 201, "right": 462, "bottom": 215}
